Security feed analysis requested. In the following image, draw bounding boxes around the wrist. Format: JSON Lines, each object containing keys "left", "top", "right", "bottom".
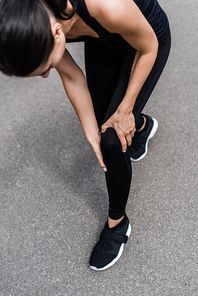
{"left": 118, "top": 94, "right": 136, "bottom": 114}
{"left": 86, "top": 129, "right": 101, "bottom": 145}
{"left": 117, "top": 104, "right": 133, "bottom": 115}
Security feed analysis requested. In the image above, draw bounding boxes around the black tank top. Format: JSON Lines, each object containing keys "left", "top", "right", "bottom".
{"left": 67, "top": 0, "right": 169, "bottom": 46}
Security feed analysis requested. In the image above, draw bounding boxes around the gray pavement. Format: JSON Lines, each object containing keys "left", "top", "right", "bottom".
{"left": 0, "top": 0, "right": 198, "bottom": 295}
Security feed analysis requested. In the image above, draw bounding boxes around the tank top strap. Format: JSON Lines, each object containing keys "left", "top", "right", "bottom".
{"left": 76, "top": 0, "right": 111, "bottom": 38}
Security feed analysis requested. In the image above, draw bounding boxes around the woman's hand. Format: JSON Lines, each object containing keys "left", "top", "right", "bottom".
{"left": 88, "top": 132, "right": 107, "bottom": 172}
{"left": 101, "top": 109, "right": 136, "bottom": 152}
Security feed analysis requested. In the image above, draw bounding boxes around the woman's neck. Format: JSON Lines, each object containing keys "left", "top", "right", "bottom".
{"left": 47, "top": 0, "right": 99, "bottom": 40}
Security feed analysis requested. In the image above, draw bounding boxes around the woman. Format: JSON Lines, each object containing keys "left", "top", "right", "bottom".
{"left": 0, "top": 0, "right": 171, "bottom": 270}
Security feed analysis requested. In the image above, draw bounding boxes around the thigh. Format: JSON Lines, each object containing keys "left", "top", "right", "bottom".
{"left": 85, "top": 41, "right": 131, "bottom": 127}
{"left": 102, "top": 54, "right": 135, "bottom": 124}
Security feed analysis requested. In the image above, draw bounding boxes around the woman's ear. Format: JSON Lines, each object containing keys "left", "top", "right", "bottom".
{"left": 51, "top": 23, "right": 62, "bottom": 40}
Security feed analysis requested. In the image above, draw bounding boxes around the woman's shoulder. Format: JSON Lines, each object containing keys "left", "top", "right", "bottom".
{"left": 84, "top": 0, "right": 121, "bottom": 19}
{"left": 83, "top": 0, "right": 143, "bottom": 34}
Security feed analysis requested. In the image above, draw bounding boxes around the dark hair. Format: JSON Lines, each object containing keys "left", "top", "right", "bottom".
{"left": 44, "top": 0, "right": 77, "bottom": 20}
{"left": 0, "top": 0, "right": 76, "bottom": 76}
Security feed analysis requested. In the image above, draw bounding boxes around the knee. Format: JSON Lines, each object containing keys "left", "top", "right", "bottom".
{"left": 101, "top": 128, "right": 121, "bottom": 156}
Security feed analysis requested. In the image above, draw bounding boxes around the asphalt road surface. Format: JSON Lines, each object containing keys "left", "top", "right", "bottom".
{"left": 1, "top": 0, "right": 197, "bottom": 295}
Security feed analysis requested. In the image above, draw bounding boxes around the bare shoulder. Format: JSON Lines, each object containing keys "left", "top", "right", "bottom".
{"left": 84, "top": 0, "right": 157, "bottom": 52}
{"left": 85, "top": 0, "right": 126, "bottom": 20}
{"left": 85, "top": 0, "right": 120, "bottom": 15}
{"left": 84, "top": 0, "right": 145, "bottom": 33}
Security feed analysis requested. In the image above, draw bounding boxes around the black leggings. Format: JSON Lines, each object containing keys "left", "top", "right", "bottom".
{"left": 85, "top": 29, "right": 171, "bottom": 220}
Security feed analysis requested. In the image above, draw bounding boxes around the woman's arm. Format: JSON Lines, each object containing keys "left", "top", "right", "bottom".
{"left": 87, "top": 0, "right": 159, "bottom": 151}
{"left": 56, "top": 49, "right": 107, "bottom": 170}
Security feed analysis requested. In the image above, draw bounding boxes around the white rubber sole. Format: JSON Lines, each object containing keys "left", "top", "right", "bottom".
{"left": 130, "top": 118, "right": 158, "bottom": 162}
{"left": 89, "top": 223, "right": 131, "bottom": 271}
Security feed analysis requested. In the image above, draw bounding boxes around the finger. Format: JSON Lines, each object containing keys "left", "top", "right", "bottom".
{"left": 126, "top": 134, "right": 132, "bottom": 146}
{"left": 93, "top": 146, "right": 107, "bottom": 172}
{"left": 101, "top": 123, "right": 107, "bottom": 133}
{"left": 118, "top": 133, "right": 127, "bottom": 152}
{"left": 97, "top": 154, "right": 107, "bottom": 172}
{"left": 98, "top": 160, "right": 107, "bottom": 171}
{"left": 130, "top": 131, "right": 134, "bottom": 139}
{"left": 101, "top": 121, "right": 112, "bottom": 133}
{"left": 130, "top": 128, "right": 135, "bottom": 138}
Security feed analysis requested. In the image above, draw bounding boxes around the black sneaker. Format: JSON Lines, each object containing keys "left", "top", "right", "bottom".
{"left": 89, "top": 215, "right": 131, "bottom": 271}
{"left": 129, "top": 115, "right": 158, "bottom": 162}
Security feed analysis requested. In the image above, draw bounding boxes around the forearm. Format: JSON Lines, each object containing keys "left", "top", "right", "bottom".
{"left": 59, "top": 71, "right": 107, "bottom": 169}
{"left": 59, "top": 70, "right": 100, "bottom": 143}
{"left": 118, "top": 45, "right": 158, "bottom": 114}
{"left": 55, "top": 49, "right": 106, "bottom": 169}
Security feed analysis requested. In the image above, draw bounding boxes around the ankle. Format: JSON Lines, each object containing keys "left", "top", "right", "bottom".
{"left": 108, "top": 215, "right": 125, "bottom": 228}
{"left": 137, "top": 116, "right": 146, "bottom": 132}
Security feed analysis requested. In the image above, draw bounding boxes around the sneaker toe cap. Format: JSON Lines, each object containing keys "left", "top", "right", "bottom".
{"left": 89, "top": 246, "right": 116, "bottom": 269}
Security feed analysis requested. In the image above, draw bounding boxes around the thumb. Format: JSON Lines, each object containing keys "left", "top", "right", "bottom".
{"left": 101, "top": 121, "right": 111, "bottom": 133}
